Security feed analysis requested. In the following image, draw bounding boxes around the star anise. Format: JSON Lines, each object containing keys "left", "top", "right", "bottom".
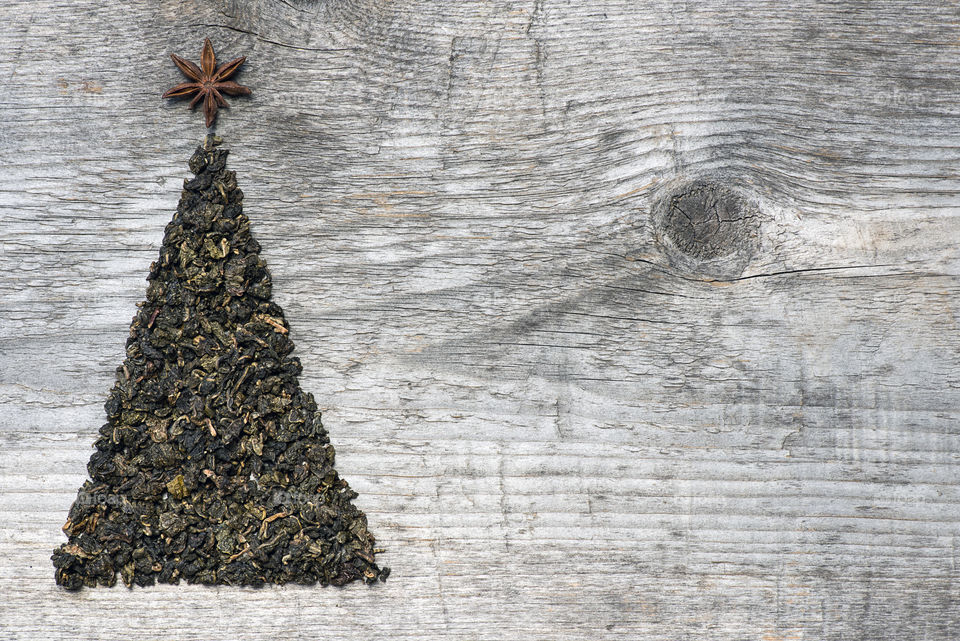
{"left": 162, "top": 38, "right": 251, "bottom": 128}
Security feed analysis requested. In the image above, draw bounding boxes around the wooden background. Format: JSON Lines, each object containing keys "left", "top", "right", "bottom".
{"left": 1, "top": 0, "right": 959, "bottom": 638}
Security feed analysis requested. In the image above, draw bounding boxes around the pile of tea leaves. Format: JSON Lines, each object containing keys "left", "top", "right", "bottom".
{"left": 52, "top": 137, "right": 388, "bottom": 589}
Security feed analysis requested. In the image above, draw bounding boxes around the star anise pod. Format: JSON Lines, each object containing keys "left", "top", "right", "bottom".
{"left": 162, "top": 38, "right": 251, "bottom": 128}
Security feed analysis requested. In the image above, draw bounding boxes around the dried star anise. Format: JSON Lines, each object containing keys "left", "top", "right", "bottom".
{"left": 162, "top": 38, "right": 251, "bottom": 128}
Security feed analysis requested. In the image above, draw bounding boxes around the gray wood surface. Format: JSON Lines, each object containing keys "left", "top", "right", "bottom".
{"left": 2, "top": 0, "right": 959, "bottom": 638}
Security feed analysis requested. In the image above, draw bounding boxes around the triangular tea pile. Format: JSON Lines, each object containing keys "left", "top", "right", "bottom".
{"left": 52, "top": 138, "right": 388, "bottom": 589}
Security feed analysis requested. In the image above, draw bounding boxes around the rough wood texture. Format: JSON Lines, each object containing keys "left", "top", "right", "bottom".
{"left": 1, "top": 0, "right": 959, "bottom": 639}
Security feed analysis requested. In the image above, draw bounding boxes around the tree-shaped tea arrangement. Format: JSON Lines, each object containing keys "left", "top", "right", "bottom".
{"left": 51, "top": 39, "right": 388, "bottom": 589}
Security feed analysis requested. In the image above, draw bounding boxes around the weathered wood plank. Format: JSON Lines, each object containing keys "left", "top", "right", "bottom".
{"left": 1, "top": 0, "right": 959, "bottom": 639}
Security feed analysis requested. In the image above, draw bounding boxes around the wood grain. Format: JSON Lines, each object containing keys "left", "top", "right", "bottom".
{"left": 1, "top": 0, "right": 959, "bottom": 638}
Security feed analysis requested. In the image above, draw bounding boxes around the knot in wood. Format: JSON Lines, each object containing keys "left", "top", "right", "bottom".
{"left": 659, "top": 181, "right": 759, "bottom": 261}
